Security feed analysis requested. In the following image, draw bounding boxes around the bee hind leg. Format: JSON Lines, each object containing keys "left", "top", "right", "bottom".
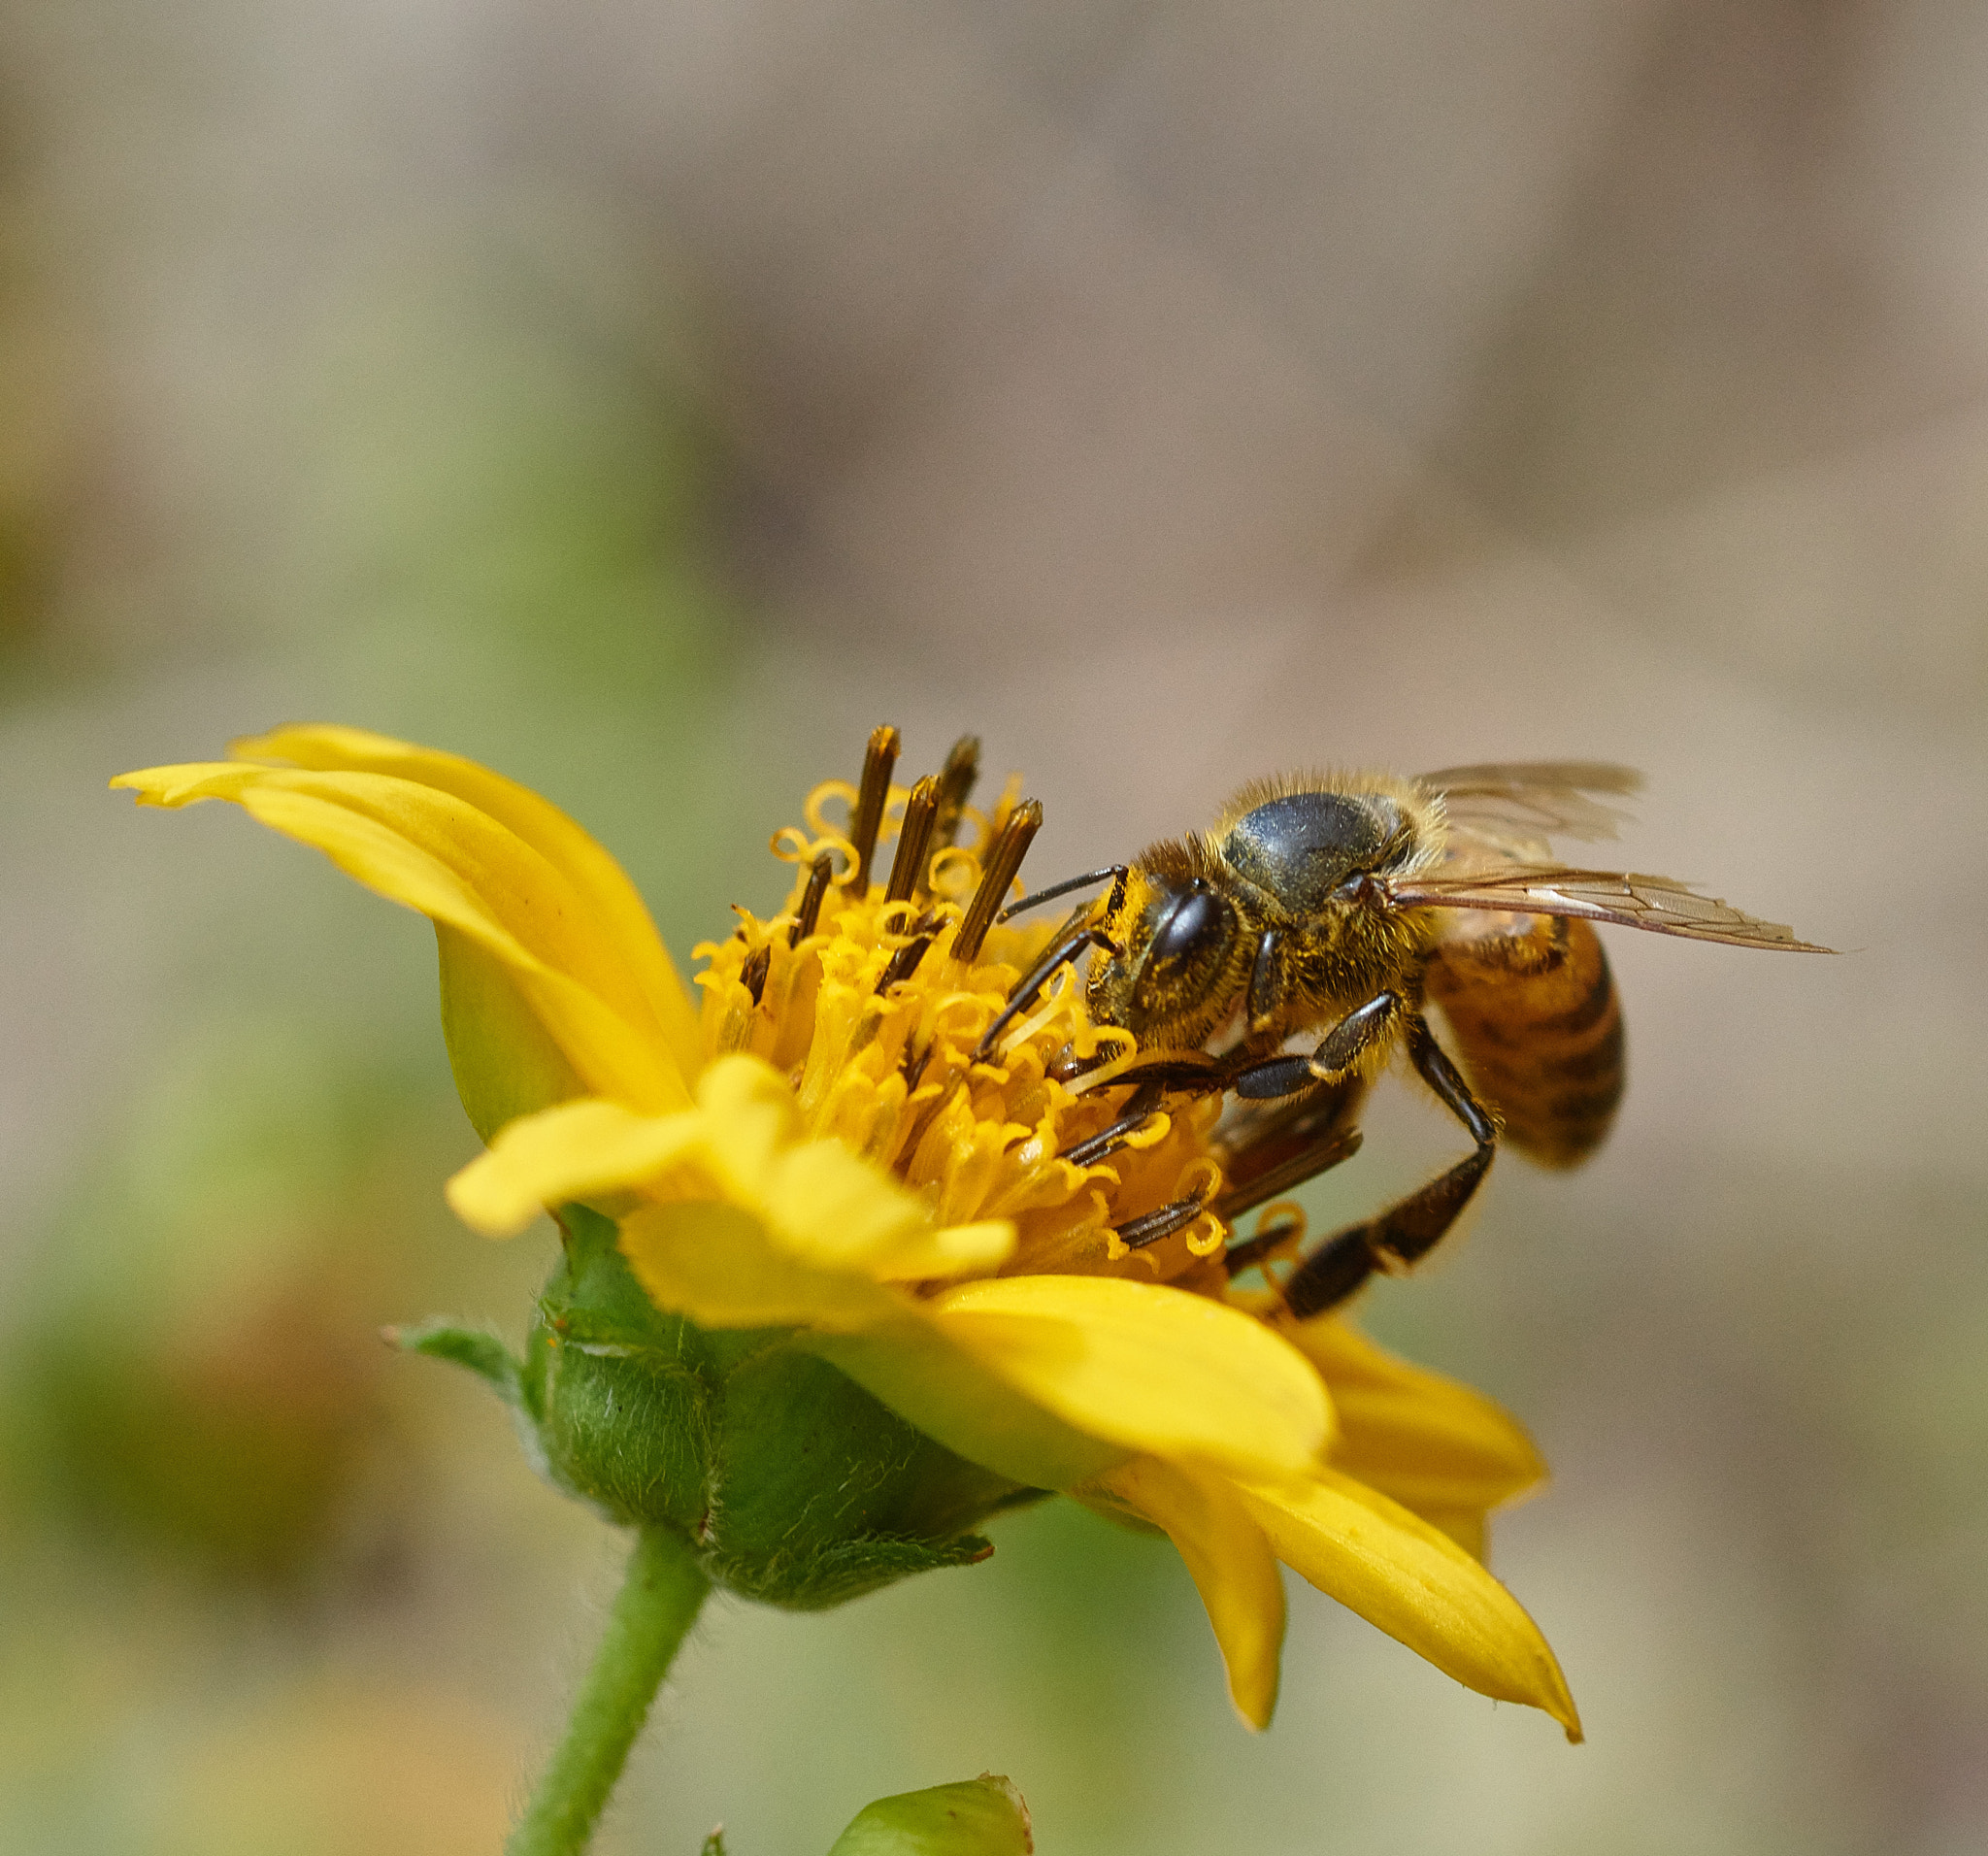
{"left": 1280, "top": 1013, "right": 1497, "bottom": 1319}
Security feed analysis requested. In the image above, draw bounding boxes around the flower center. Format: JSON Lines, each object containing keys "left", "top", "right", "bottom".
{"left": 691, "top": 728, "right": 1235, "bottom": 1287}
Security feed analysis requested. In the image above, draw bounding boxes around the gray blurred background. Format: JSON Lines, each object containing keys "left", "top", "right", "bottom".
{"left": 2, "top": 4, "right": 1984, "bottom": 1852}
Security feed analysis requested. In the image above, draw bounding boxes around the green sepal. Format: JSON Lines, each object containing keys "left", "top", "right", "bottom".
{"left": 700, "top": 1834, "right": 728, "bottom": 1856}
{"left": 390, "top": 1317, "right": 523, "bottom": 1406}
{"left": 515, "top": 1204, "right": 1038, "bottom": 1608}
{"left": 519, "top": 1204, "right": 720, "bottom": 1537}
{"left": 826, "top": 1776, "right": 1033, "bottom": 1855}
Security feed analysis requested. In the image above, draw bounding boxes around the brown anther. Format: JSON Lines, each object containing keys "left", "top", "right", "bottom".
{"left": 885, "top": 775, "right": 941, "bottom": 904}
{"left": 954, "top": 799, "right": 1042, "bottom": 963}
{"left": 875, "top": 935, "right": 933, "bottom": 995}
{"left": 894, "top": 1070, "right": 964, "bottom": 1169}
{"left": 932, "top": 735, "right": 980, "bottom": 850}
{"left": 741, "top": 944, "right": 771, "bottom": 1006}
{"left": 789, "top": 853, "right": 835, "bottom": 947}
{"left": 845, "top": 724, "right": 900, "bottom": 895}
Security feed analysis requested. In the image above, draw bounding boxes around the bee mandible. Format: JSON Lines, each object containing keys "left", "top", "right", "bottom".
{"left": 984, "top": 764, "right": 1832, "bottom": 1317}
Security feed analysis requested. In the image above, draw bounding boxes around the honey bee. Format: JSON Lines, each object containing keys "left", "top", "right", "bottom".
{"left": 994, "top": 763, "right": 1831, "bottom": 1317}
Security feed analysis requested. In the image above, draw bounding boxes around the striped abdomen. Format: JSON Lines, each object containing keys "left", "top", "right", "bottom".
{"left": 1421, "top": 915, "right": 1624, "bottom": 1169}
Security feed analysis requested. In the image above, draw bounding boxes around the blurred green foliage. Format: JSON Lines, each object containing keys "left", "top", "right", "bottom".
{"left": 8, "top": 1016, "right": 419, "bottom": 1581}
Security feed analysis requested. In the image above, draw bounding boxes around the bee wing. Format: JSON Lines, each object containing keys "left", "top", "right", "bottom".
{"left": 1419, "top": 762, "right": 1642, "bottom": 859}
{"left": 1384, "top": 864, "right": 1834, "bottom": 952}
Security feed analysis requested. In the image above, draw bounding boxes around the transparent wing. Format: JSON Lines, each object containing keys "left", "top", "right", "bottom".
{"left": 1385, "top": 863, "right": 1834, "bottom": 952}
{"left": 1419, "top": 762, "right": 1641, "bottom": 859}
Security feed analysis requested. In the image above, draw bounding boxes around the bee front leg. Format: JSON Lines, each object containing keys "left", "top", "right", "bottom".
{"left": 1281, "top": 1012, "right": 1497, "bottom": 1319}
{"left": 971, "top": 911, "right": 1123, "bottom": 1062}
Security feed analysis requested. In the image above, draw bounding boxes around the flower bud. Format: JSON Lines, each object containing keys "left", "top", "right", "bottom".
{"left": 827, "top": 1775, "right": 1033, "bottom": 1855}
{"left": 400, "top": 1205, "right": 1033, "bottom": 1608}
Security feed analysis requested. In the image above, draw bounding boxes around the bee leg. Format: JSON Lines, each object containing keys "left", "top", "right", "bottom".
{"left": 1227, "top": 990, "right": 1404, "bottom": 1101}
{"left": 1281, "top": 1014, "right": 1496, "bottom": 1320}
{"left": 1113, "top": 1191, "right": 1212, "bottom": 1250}
{"left": 1060, "top": 1104, "right": 1169, "bottom": 1167}
{"left": 971, "top": 911, "right": 1122, "bottom": 1062}
{"left": 997, "top": 865, "right": 1130, "bottom": 925}
{"left": 1211, "top": 1076, "right": 1370, "bottom": 1221}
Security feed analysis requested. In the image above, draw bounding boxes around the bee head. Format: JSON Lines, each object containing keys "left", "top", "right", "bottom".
{"left": 1086, "top": 841, "right": 1245, "bottom": 1048}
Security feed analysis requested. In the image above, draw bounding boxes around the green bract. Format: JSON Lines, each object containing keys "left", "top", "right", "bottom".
{"left": 401, "top": 1206, "right": 1035, "bottom": 1608}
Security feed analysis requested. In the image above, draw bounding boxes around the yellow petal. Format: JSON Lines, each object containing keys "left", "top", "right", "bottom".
{"left": 690, "top": 1055, "right": 800, "bottom": 1172}
{"left": 447, "top": 1099, "right": 706, "bottom": 1237}
{"left": 810, "top": 1320, "right": 1131, "bottom": 1494}
{"left": 113, "top": 763, "right": 689, "bottom": 1128}
{"left": 1293, "top": 1317, "right": 1546, "bottom": 1531}
{"left": 759, "top": 1141, "right": 934, "bottom": 1270}
{"left": 437, "top": 925, "right": 589, "bottom": 1141}
{"left": 231, "top": 724, "right": 702, "bottom": 1081}
{"left": 1237, "top": 1465, "right": 1581, "bottom": 1740}
{"left": 674, "top": 1057, "right": 1018, "bottom": 1281}
{"left": 623, "top": 1054, "right": 792, "bottom": 1219}
{"left": 619, "top": 1199, "right": 905, "bottom": 1332}
{"left": 873, "top": 1220, "right": 1014, "bottom": 1281}
{"left": 927, "top": 1276, "right": 1332, "bottom": 1481}
{"left": 1095, "top": 1457, "right": 1285, "bottom": 1730}
{"left": 1417, "top": 1509, "right": 1488, "bottom": 1561}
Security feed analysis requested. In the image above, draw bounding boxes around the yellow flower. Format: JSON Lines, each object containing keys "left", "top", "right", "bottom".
{"left": 114, "top": 724, "right": 1579, "bottom": 1740}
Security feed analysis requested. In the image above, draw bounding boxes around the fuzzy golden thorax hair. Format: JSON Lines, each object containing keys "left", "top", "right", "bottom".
{"left": 1085, "top": 770, "right": 1449, "bottom": 1059}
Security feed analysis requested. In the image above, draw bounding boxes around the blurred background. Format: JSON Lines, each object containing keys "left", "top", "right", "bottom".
{"left": 2, "top": 3, "right": 1984, "bottom": 1851}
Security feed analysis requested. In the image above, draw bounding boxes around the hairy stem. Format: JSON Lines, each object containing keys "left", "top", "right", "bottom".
{"left": 508, "top": 1526, "right": 710, "bottom": 1856}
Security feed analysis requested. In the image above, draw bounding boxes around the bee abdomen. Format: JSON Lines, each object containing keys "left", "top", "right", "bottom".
{"left": 1422, "top": 916, "right": 1624, "bottom": 1169}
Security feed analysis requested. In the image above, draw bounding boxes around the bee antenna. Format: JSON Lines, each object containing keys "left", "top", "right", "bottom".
{"left": 996, "top": 865, "right": 1128, "bottom": 924}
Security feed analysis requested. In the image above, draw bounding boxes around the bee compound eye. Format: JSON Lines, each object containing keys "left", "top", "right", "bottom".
{"left": 1148, "top": 881, "right": 1228, "bottom": 969}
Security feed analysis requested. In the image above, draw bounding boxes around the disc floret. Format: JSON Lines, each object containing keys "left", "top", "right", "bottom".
{"left": 694, "top": 763, "right": 1230, "bottom": 1286}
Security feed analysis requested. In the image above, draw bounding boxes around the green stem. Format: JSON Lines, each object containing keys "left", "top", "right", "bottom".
{"left": 508, "top": 1526, "right": 711, "bottom": 1856}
